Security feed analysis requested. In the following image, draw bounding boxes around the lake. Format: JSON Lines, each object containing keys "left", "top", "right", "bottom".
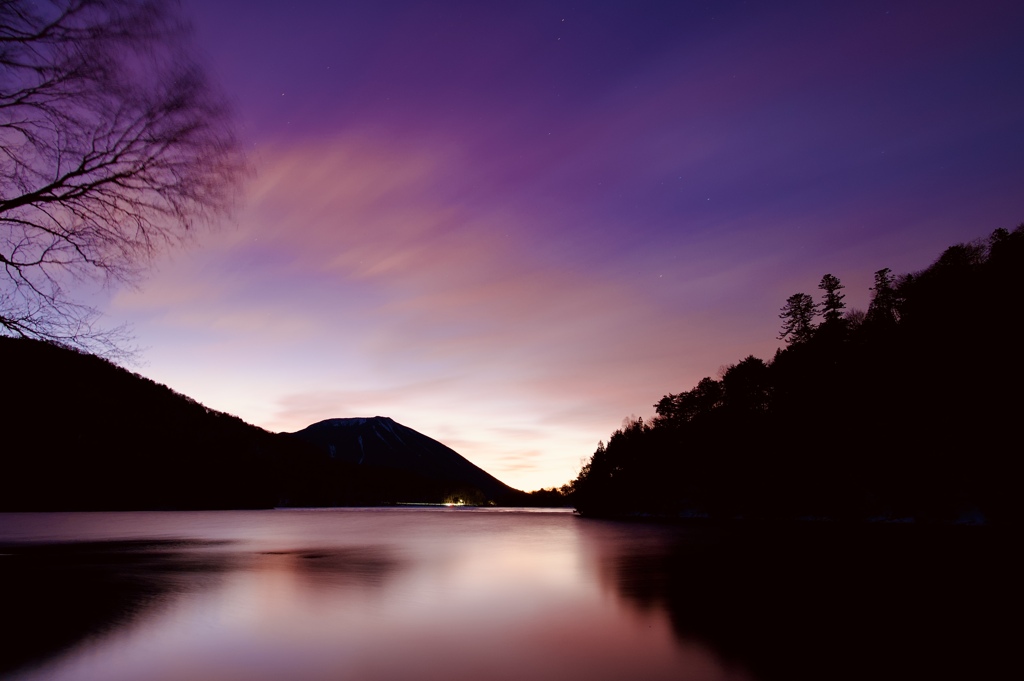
{"left": 0, "top": 508, "right": 1013, "bottom": 681}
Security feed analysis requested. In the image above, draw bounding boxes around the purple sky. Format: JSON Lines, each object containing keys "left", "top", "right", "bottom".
{"left": 105, "top": 0, "right": 1024, "bottom": 491}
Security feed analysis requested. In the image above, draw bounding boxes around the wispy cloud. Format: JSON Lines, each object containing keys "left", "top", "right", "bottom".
{"left": 108, "top": 0, "right": 1024, "bottom": 491}
{"left": 113, "top": 133, "right": 758, "bottom": 489}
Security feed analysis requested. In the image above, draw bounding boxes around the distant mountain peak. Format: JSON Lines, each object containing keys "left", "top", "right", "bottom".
{"left": 290, "top": 416, "right": 519, "bottom": 503}
{"left": 318, "top": 416, "right": 392, "bottom": 427}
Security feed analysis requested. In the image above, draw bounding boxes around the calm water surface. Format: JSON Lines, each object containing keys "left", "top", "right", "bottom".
{"left": 0, "top": 509, "right": 1012, "bottom": 681}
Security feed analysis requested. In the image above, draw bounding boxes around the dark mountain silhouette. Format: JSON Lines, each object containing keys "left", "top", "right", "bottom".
{"left": 288, "top": 417, "right": 521, "bottom": 505}
{"left": 0, "top": 337, "right": 522, "bottom": 509}
{"left": 2, "top": 336, "right": 292, "bottom": 510}
{"left": 570, "top": 224, "right": 1024, "bottom": 525}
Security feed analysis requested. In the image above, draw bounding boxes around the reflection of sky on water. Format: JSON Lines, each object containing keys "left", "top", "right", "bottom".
{"left": 2, "top": 510, "right": 749, "bottom": 681}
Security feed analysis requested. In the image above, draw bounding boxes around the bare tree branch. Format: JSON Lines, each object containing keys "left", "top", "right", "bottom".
{"left": 1, "top": 0, "right": 247, "bottom": 356}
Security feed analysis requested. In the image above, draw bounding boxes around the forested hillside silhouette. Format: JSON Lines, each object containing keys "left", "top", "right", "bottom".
{"left": 2, "top": 337, "right": 304, "bottom": 509}
{"left": 0, "top": 338, "right": 525, "bottom": 509}
{"left": 571, "top": 225, "right": 1024, "bottom": 524}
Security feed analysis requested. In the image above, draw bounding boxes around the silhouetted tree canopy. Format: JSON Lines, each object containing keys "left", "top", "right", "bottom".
{"left": 0, "top": 0, "right": 246, "bottom": 356}
{"left": 865, "top": 267, "right": 899, "bottom": 328}
{"left": 818, "top": 273, "right": 846, "bottom": 325}
{"left": 777, "top": 292, "right": 817, "bottom": 344}
{"left": 655, "top": 377, "right": 723, "bottom": 425}
{"left": 572, "top": 224, "right": 1024, "bottom": 526}
{"left": 721, "top": 356, "right": 771, "bottom": 414}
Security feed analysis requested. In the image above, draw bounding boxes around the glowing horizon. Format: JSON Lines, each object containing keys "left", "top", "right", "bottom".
{"left": 103, "top": 0, "right": 1024, "bottom": 491}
